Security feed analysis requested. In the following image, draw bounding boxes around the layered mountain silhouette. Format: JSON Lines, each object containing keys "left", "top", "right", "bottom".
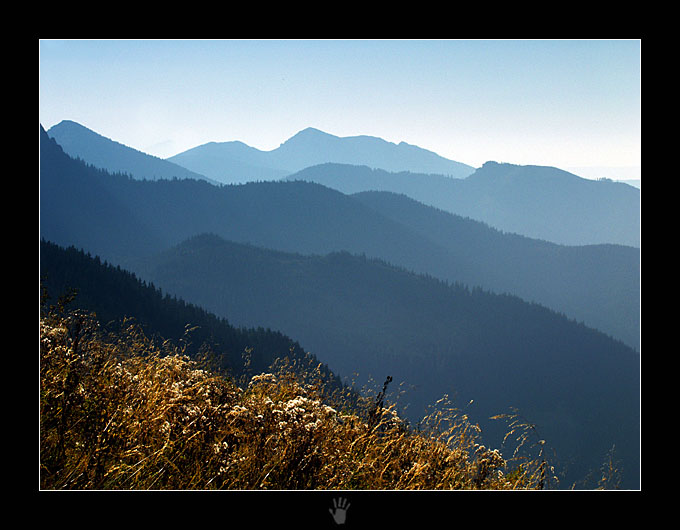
{"left": 48, "top": 121, "right": 639, "bottom": 249}
{"left": 287, "top": 162, "right": 641, "bottom": 247}
{"left": 352, "top": 190, "right": 640, "bottom": 349}
{"left": 47, "top": 120, "right": 218, "bottom": 184}
{"left": 39, "top": 124, "right": 641, "bottom": 487}
{"left": 39, "top": 125, "right": 639, "bottom": 350}
{"left": 167, "top": 126, "right": 475, "bottom": 184}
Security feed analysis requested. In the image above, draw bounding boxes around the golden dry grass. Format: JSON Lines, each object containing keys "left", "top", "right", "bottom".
{"left": 40, "top": 306, "right": 552, "bottom": 490}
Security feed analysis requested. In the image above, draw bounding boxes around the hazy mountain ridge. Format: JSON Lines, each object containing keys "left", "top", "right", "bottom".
{"left": 46, "top": 120, "right": 638, "bottom": 248}
{"left": 39, "top": 125, "right": 640, "bottom": 351}
{"left": 47, "top": 120, "right": 219, "bottom": 184}
{"left": 288, "top": 162, "right": 640, "bottom": 247}
{"left": 618, "top": 179, "right": 640, "bottom": 189}
{"left": 167, "top": 126, "right": 475, "bottom": 184}
{"left": 163, "top": 140, "right": 291, "bottom": 183}
{"left": 351, "top": 190, "right": 640, "bottom": 349}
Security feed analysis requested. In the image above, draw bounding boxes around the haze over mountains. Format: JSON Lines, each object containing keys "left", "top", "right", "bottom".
{"left": 40, "top": 124, "right": 640, "bottom": 350}
{"left": 49, "top": 121, "right": 475, "bottom": 184}
{"left": 39, "top": 121, "right": 641, "bottom": 488}
{"left": 287, "top": 162, "right": 640, "bottom": 247}
{"left": 166, "top": 126, "right": 476, "bottom": 183}
{"left": 47, "top": 120, "right": 640, "bottom": 248}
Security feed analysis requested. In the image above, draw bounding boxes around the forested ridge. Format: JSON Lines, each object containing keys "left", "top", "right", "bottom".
{"left": 40, "top": 239, "right": 343, "bottom": 391}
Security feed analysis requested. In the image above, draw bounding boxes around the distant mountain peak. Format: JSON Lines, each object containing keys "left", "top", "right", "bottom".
{"left": 47, "top": 119, "right": 216, "bottom": 184}
{"left": 50, "top": 119, "right": 119, "bottom": 144}
{"left": 54, "top": 119, "right": 80, "bottom": 128}
{"left": 281, "top": 127, "right": 336, "bottom": 145}
{"left": 298, "top": 126, "right": 328, "bottom": 136}
{"left": 473, "top": 160, "right": 587, "bottom": 183}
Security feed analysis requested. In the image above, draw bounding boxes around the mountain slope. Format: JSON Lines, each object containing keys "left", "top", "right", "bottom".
{"left": 135, "top": 233, "right": 640, "bottom": 489}
{"left": 288, "top": 162, "right": 640, "bottom": 247}
{"left": 47, "top": 120, "right": 218, "bottom": 184}
{"left": 40, "top": 125, "right": 462, "bottom": 272}
{"left": 168, "top": 126, "right": 475, "bottom": 184}
{"left": 39, "top": 239, "right": 346, "bottom": 391}
{"left": 40, "top": 126, "right": 165, "bottom": 264}
{"left": 39, "top": 125, "right": 640, "bottom": 350}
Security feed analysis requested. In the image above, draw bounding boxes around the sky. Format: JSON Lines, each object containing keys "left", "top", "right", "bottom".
{"left": 39, "top": 39, "right": 641, "bottom": 181}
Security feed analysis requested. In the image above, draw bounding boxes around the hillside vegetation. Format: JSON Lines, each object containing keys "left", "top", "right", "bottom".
{"left": 41, "top": 300, "right": 563, "bottom": 490}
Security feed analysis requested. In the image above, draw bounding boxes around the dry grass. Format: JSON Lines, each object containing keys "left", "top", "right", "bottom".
{"left": 40, "top": 306, "right": 550, "bottom": 490}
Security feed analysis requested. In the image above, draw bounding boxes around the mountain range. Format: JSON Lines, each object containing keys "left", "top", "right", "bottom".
{"left": 351, "top": 190, "right": 640, "bottom": 349}
{"left": 287, "top": 162, "right": 640, "bottom": 247}
{"left": 46, "top": 120, "right": 640, "bottom": 249}
{"left": 40, "top": 125, "right": 639, "bottom": 350}
{"left": 39, "top": 122, "right": 641, "bottom": 488}
{"left": 48, "top": 121, "right": 475, "bottom": 184}
{"left": 165, "top": 126, "right": 476, "bottom": 184}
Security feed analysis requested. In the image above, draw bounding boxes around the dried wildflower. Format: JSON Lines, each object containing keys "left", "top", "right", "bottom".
{"left": 40, "top": 304, "right": 548, "bottom": 491}
{"left": 249, "top": 373, "right": 278, "bottom": 386}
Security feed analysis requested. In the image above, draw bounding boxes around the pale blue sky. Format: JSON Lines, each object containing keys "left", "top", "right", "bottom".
{"left": 39, "top": 39, "right": 641, "bottom": 179}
